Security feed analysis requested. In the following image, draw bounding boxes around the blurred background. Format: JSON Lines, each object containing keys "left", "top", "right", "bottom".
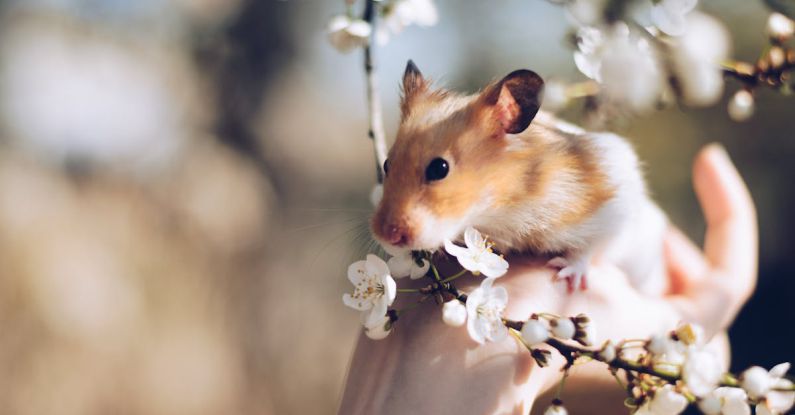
{"left": 0, "top": 0, "right": 791, "bottom": 414}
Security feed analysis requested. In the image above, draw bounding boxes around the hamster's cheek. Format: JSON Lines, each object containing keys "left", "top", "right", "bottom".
{"left": 409, "top": 205, "right": 469, "bottom": 251}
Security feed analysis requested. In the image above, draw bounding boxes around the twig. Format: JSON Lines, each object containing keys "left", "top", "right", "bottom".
{"left": 362, "top": 0, "right": 389, "bottom": 183}
{"left": 722, "top": 49, "right": 795, "bottom": 90}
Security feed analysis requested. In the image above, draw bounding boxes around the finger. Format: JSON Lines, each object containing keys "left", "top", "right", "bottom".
{"left": 692, "top": 144, "right": 758, "bottom": 286}
{"left": 664, "top": 227, "right": 709, "bottom": 294}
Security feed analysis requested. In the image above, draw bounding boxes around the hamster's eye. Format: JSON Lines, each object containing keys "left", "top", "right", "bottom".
{"left": 425, "top": 158, "right": 449, "bottom": 182}
{"left": 383, "top": 159, "right": 391, "bottom": 176}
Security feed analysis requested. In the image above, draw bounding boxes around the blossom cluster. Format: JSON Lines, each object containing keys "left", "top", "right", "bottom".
{"left": 326, "top": 0, "right": 438, "bottom": 54}
{"left": 341, "top": 226, "right": 794, "bottom": 414}
{"left": 545, "top": 0, "right": 795, "bottom": 122}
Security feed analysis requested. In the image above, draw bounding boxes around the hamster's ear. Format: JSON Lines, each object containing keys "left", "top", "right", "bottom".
{"left": 400, "top": 60, "right": 428, "bottom": 117}
{"left": 479, "top": 69, "right": 544, "bottom": 134}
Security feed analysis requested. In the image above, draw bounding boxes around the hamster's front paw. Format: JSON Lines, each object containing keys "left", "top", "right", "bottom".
{"left": 547, "top": 256, "right": 589, "bottom": 293}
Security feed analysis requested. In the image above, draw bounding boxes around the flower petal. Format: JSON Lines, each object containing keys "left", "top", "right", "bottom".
{"left": 365, "top": 299, "right": 388, "bottom": 327}
{"left": 651, "top": 3, "right": 687, "bottom": 36}
{"left": 456, "top": 252, "right": 482, "bottom": 273}
{"left": 770, "top": 362, "right": 791, "bottom": 378}
{"left": 444, "top": 239, "right": 468, "bottom": 257}
{"left": 489, "top": 321, "right": 508, "bottom": 343}
{"left": 464, "top": 226, "right": 485, "bottom": 249}
{"left": 479, "top": 253, "right": 509, "bottom": 278}
{"left": 387, "top": 255, "right": 412, "bottom": 279}
{"left": 409, "top": 259, "right": 430, "bottom": 279}
{"left": 489, "top": 283, "right": 508, "bottom": 306}
{"left": 384, "top": 275, "right": 397, "bottom": 305}
{"left": 366, "top": 254, "right": 390, "bottom": 277}
{"left": 467, "top": 315, "right": 486, "bottom": 344}
{"left": 343, "top": 293, "right": 369, "bottom": 311}
{"left": 347, "top": 260, "right": 368, "bottom": 285}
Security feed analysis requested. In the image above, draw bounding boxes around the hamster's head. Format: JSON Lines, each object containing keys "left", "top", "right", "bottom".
{"left": 371, "top": 60, "right": 544, "bottom": 252}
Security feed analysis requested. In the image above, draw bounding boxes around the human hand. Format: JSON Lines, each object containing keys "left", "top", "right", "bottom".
{"left": 338, "top": 144, "right": 758, "bottom": 415}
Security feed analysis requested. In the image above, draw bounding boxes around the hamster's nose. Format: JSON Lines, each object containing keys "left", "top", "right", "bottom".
{"left": 386, "top": 224, "right": 409, "bottom": 246}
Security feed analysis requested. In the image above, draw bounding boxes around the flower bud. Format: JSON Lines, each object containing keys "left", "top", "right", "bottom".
{"left": 647, "top": 335, "right": 669, "bottom": 356}
{"left": 364, "top": 315, "right": 392, "bottom": 340}
{"left": 728, "top": 90, "right": 754, "bottom": 122}
{"left": 741, "top": 366, "right": 771, "bottom": 399}
{"left": 521, "top": 319, "right": 549, "bottom": 346}
{"left": 550, "top": 318, "right": 576, "bottom": 340}
{"left": 697, "top": 394, "right": 721, "bottom": 415}
{"left": 574, "top": 317, "right": 597, "bottom": 346}
{"left": 327, "top": 15, "right": 372, "bottom": 54}
{"left": 649, "top": 384, "right": 688, "bottom": 415}
{"left": 442, "top": 300, "right": 467, "bottom": 327}
{"left": 767, "top": 12, "right": 795, "bottom": 41}
{"left": 599, "top": 340, "right": 617, "bottom": 362}
{"left": 544, "top": 403, "right": 568, "bottom": 415}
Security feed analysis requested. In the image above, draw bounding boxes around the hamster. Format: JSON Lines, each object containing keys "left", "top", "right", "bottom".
{"left": 371, "top": 60, "right": 667, "bottom": 294}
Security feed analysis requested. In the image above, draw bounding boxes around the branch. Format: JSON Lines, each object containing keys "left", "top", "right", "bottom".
{"left": 722, "top": 47, "right": 795, "bottom": 90}
{"left": 362, "top": 0, "right": 389, "bottom": 183}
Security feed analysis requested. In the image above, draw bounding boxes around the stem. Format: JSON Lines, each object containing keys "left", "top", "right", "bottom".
{"left": 362, "top": 0, "right": 388, "bottom": 183}
{"left": 440, "top": 269, "right": 468, "bottom": 283}
{"left": 556, "top": 369, "right": 570, "bottom": 399}
{"left": 431, "top": 263, "right": 442, "bottom": 282}
{"left": 397, "top": 288, "right": 421, "bottom": 293}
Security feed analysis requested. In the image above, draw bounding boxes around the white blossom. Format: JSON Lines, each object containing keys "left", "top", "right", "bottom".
{"left": 598, "top": 27, "right": 664, "bottom": 112}
{"left": 742, "top": 366, "right": 773, "bottom": 399}
{"left": 383, "top": 245, "right": 430, "bottom": 280}
{"left": 683, "top": 347, "right": 724, "bottom": 397}
{"left": 574, "top": 26, "right": 605, "bottom": 80}
{"left": 544, "top": 403, "right": 569, "bottom": 415}
{"left": 442, "top": 300, "right": 467, "bottom": 327}
{"left": 550, "top": 318, "right": 576, "bottom": 340}
{"left": 670, "top": 12, "right": 731, "bottom": 107}
{"left": 444, "top": 227, "right": 509, "bottom": 278}
{"left": 370, "top": 184, "right": 383, "bottom": 207}
{"left": 574, "top": 24, "right": 664, "bottom": 112}
{"left": 767, "top": 12, "right": 795, "bottom": 40}
{"left": 599, "top": 341, "right": 617, "bottom": 362}
{"left": 699, "top": 387, "right": 751, "bottom": 415}
{"left": 573, "top": 315, "right": 597, "bottom": 346}
{"left": 543, "top": 79, "right": 570, "bottom": 112}
{"left": 648, "top": 335, "right": 686, "bottom": 368}
{"left": 327, "top": 15, "right": 372, "bottom": 54}
{"left": 465, "top": 278, "right": 508, "bottom": 344}
{"left": 650, "top": 0, "right": 697, "bottom": 36}
{"left": 741, "top": 363, "right": 794, "bottom": 412}
{"left": 728, "top": 90, "right": 754, "bottom": 122}
{"left": 362, "top": 313, "right": 392, "bottom": 340}
{"left": 767, "top": 378, "right": 795, "bottom": 414}
{"left": 521, "top": 319, "right": 549, "bottom": 346}
{"left": 649, "top": 384, "right": 688, "bottom": 415}
{"left": 377, "top": 0, "right": 438, "bottom": 45}
{"left": 343, "top": 254, "right": 397, "bottom": 327}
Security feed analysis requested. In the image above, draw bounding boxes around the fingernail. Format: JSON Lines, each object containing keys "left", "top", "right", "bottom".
{"left": 705, "top": 143, "right": 731, "bottom": 165}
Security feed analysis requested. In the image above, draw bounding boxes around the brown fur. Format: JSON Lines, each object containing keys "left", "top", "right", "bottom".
{"left": 373, "top": 72, "right": 615, "bottom": 253}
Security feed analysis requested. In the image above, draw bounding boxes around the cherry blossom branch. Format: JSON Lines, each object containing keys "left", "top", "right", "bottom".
{"left": 387, "top": 275, "right": 795, "bottom": 411}
{"left": 722, "top": 54, "right": 795, "bottom": 91}
{"left": 362, "top": 0, "right": 389, "bottom": 183}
